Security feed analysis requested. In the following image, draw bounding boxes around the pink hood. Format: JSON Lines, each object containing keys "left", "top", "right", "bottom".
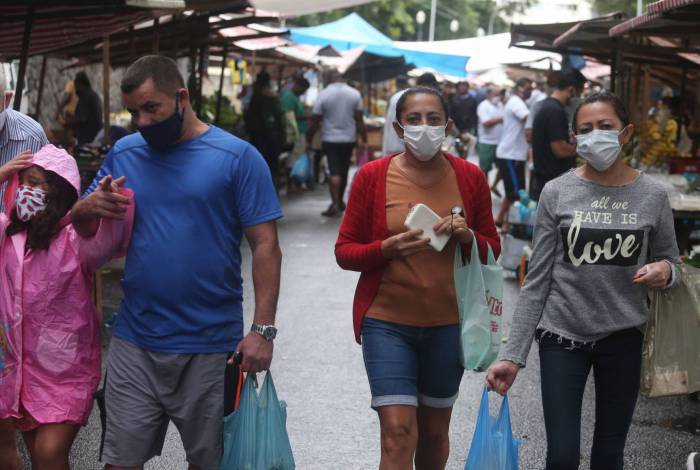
{"left": 2, "top": 144, "right": 81, "bottom": 212}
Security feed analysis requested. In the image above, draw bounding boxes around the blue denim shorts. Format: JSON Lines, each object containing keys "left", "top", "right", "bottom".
{"left": 361, "top": 317, "right": 464, "bottom": 409}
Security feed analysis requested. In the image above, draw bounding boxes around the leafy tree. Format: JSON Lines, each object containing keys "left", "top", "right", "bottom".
{"left": 591, "top": 0, "right": 652, "bottom": 17}
{"left": 292, "top": 0, "right": 536, "bottom": 41}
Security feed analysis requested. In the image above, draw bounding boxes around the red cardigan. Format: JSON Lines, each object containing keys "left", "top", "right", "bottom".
{"left": 335, "top": 153, "right": 501, "bottom": 343}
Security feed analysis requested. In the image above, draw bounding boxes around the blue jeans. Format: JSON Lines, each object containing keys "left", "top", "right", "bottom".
{"left": 537, "top": 328, "right": 643, "bottom": 470}
{"left": 361, "top": 317, "right": 464, "bottom": 409}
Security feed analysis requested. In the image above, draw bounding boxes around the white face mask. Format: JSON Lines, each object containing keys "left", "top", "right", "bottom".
{"left": 575, "top": 128, "right": 627, "bottom": 172}
{"left": 399, "top": 124, "right": 446, "bottom": 161}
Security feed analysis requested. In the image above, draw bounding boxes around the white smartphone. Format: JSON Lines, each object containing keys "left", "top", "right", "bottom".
{"left": 404, "top": 203, "right": 450, "bottom": 252}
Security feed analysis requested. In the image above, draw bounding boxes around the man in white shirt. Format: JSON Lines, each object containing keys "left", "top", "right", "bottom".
{"left": 0, "top": 68, "right": 48, "bottom": 204}
{"left": 307, "top": 70, "right": 367, "bottom": 217}
{"left": 382, "top": 75, "right": 408, "bottom": 156}
{"left": 495, "top": 78, "right": 532, "bottom": 227}
{"left": 526, "top": 80, "right": 547, "bottom": 108}
{"left": 381, "top": 73, "right": 439, "bottom": 156}
{"left": 476, "top": 86, "right": 504, "bottom": 175}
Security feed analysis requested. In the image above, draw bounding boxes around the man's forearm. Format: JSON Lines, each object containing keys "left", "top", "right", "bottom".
{"left": 71, "top": 199, "right": 100, "bottom": 238}
{"left": 251, "top": 241, "right": 282, "bottom": 325}
{"left": 306, "top": 115, "right": 321, "bottom": 143}
{"left": 358, "top": 121, "right": 368, "bottom": 143}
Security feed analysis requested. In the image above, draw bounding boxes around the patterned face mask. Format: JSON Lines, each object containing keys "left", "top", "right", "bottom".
{"left": 15, "top": 185, "right": 48, "bottom": 222}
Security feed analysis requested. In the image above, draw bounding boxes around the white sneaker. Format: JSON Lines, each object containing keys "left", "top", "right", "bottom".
{"left": 688, "top": 452, "right": 699, "bottom": 470}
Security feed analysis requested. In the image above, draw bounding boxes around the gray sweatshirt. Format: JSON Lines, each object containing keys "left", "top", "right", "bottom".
{"left": 500, "top": 170, "right": 680, "bottom": 366}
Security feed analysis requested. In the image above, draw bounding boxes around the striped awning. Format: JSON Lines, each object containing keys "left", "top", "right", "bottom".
{"left": 553, "top": 15, "right": 627, "bottom": 48}
{"left": 648, "top": 0, "right": 700, "bottom": 14}
{"left": 609, "top": 0, "right": 700, "bottom": 36}
{"left": 0, "top": 2, "right": 183, "bottom": 61}
{"left": 248, "top": 0, "right": 377, "bottom": 17}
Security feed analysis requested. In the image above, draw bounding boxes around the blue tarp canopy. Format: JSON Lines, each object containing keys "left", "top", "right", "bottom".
{"left": 290, "top": 13, "right": 469, "bottom": 77}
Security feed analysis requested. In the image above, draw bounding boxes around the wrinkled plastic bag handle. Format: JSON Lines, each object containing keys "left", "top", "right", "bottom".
{"left": 454, "top": 232, "right": 497, "bottom": 269}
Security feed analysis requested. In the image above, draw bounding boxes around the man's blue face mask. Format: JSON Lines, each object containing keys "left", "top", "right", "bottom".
{"left": 138, "top": 92, "right": 184, "bottom": 151}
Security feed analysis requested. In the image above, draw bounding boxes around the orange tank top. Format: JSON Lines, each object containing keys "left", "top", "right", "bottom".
{"left": 367, "top": 158, "right": 463, "bottom": 327}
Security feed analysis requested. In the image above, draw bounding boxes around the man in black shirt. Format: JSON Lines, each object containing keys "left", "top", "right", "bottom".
{"left": 450, "top": 81, "right": 478, "bottom": 134}
{"left": 530, "top": 70, "right": 586, "bottom": 201}
{"left": 72, "top": 71, "right": 103, "bottom": 145}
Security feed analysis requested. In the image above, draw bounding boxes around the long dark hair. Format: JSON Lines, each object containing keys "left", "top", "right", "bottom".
{"left": 6, "top": 170, "right": 78, "bottom": 251}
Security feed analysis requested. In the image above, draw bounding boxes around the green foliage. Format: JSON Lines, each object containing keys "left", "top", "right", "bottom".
{"left": 201, "top": 93, "right": 241, "bottom": 133}
{"left": 591, "top": 0, "right": 651, "bottom": 17}
{"left": 292, "top": 0, "right": 536, "bottom": 41}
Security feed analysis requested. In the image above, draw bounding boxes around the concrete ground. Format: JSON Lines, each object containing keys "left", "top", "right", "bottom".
{"left": 17, "top": 172, "right": 700, "bottom": 469}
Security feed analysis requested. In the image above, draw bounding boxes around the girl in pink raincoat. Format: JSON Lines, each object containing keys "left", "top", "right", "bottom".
{"left": 0, "top": 144, "right": 133, "bottom": 470}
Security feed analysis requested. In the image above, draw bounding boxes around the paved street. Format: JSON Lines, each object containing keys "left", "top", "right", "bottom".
{"left": 18, "top": 178, "right": 700, "bottom": 469}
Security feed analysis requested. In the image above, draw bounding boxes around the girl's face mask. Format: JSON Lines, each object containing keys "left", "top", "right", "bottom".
{"left": 15, "top": 185, "right": 48, "bottom": 222}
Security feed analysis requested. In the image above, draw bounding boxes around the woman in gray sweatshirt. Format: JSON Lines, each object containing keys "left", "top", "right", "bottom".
{"left": 486, "top": 92, "right": 679, "bottom": 470}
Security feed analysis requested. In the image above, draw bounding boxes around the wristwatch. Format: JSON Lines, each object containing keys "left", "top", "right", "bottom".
{"left": 251, "top": 323, "right": 277, "bottom": 341}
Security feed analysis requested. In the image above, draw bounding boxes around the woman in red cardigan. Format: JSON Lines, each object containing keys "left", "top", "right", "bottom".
{"left": 335, "top": 87, "right": 500, "bottom": 470}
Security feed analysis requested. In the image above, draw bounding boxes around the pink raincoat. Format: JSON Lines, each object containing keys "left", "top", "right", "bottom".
{"left": 0, "top": 144, "right": 134, "bottom": 427}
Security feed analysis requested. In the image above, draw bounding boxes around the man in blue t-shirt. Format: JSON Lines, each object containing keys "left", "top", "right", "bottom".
{"left": 71, "top": 55, "right": 283, "bottom": 470}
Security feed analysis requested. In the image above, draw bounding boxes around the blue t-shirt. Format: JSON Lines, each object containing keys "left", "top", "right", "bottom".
{"left": 85, "top": 126, "right": 282, "bottom": 353}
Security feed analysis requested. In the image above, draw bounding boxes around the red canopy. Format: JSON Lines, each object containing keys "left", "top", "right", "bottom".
{"left": 609, "top": 0, "right": 700, "bottom": 37}
{"left": 0, "top": 4, "right": 169, "bottom": 60}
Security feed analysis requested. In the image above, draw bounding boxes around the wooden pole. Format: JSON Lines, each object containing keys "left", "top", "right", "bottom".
{"left": 102, "top": 35, "right": 112, "bottom": 146}
{"left": 13, "top": 7, "right": 33, "bottom": 111}
{"left": 631, "top": 65, "right": 641, "bottom": 126}
{"left": 152, "top": 16, "right": 160, "bottom": 54}
{"left": 252, "top": 50, "right": 257, "bottom": 78}
{"left": 641, "top": 66, "right": 650, "bottom": 132}
{"left": 128, "top": 26, "right": 135, "bottom": 63}
{"left": 610, "top": 38, "right": 623, "bottom": 95}
{"left": 172, "top": 14, "right": 179, "bottom": 59}
{"left": 215, "top": 45, "right": 228, "bottom": 125}
{"left": 680, "top": 66, "right": 688, "bottom": 106}
{"left": 196, "top": 46, "right": 206, "bottom": 118}
{"left": 277, "top": 64, "right": 284, "bottom": 91}
{"left": 34, "top": 55, "right": 48, "bottom": 121}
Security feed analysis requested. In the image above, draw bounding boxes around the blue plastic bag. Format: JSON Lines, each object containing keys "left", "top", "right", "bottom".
{"left": 454, "top": 236, "right": 503, "bottom": 371}
{"left": 255, "top": 373, "right": 295, "bottom": 469}
{"left": 221, "top": 373, "right": 259, "bottom": 470}
{"left": 290, "top": 153, "right": 311, "bottom": 186}
{"left": 464, "top": 388, "right": 519, "bottom": 470}
{"left": 220, "top": 372, "right": 295, "bottom": 470}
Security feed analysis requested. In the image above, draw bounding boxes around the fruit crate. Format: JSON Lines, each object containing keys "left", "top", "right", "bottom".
{"left": 668, "top": 157, "right": 700, "bottom": 174}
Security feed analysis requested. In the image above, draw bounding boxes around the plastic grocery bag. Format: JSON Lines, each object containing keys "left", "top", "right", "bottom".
{"left": 464, "top": 388, "right": 519, "bottom": 470}
{"left": 454, "top": 237, "right": 503, "bottom": 371}
{"left": 290, "top": 153, "right": 311, "bottom": 186}
{"left": 641, "top": 264, "right": 700, "bottom": 398}
{"left": 220, "top": 371, "right": 295, "bottom": 470}
{"left": 255, "top": 373, "right": 295, "bottom": 470}
{"left": 221, "top": 373, "right": 259, "bottom": 470}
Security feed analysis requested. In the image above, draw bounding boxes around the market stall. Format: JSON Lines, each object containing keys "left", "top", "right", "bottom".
{"left": 609, "top": 0, "right": 700, "bottom": 252}
{"left": 510, "top": 2, "right": 700, "bottom": 253}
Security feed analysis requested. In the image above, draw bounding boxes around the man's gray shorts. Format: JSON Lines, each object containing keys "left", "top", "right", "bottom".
{"left": 101, "top": 337, "right": 228, "bottom": 469}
